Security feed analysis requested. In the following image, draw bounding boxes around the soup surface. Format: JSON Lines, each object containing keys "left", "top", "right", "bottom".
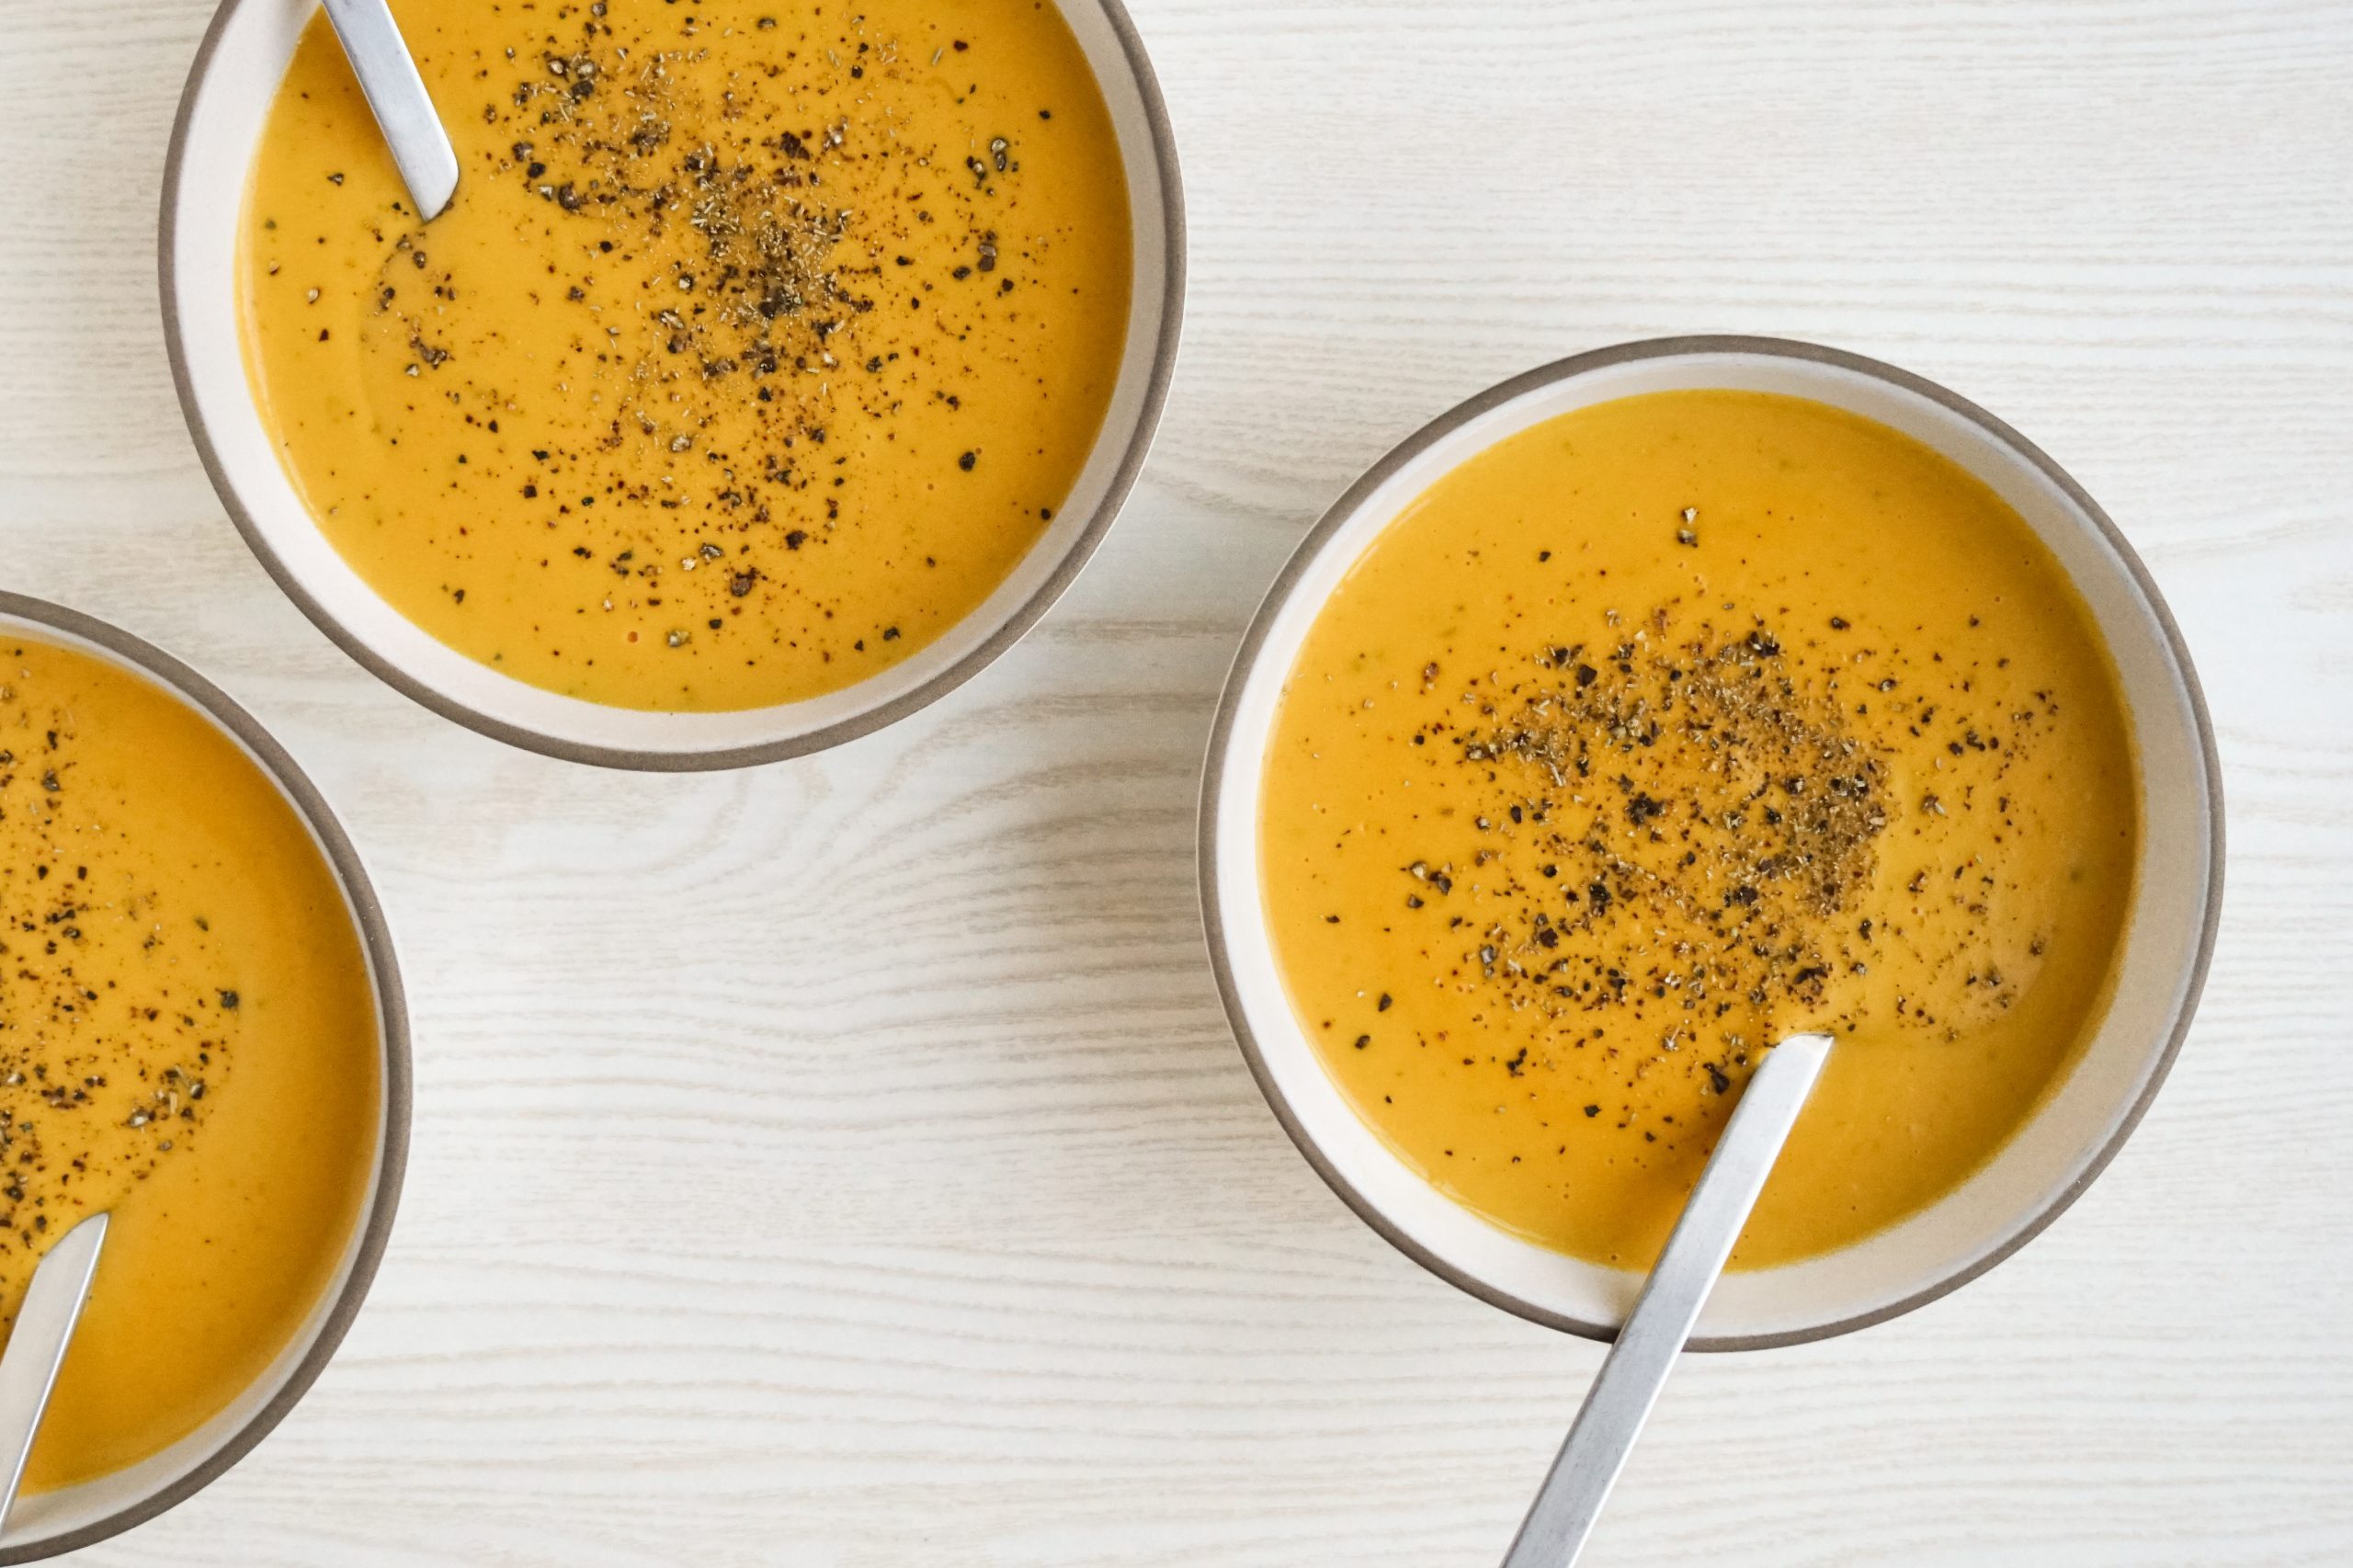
{"left": 241, "top": 0, "right": 1132, "bottom": 710}
{"left": 0, "top": 633, "right": 380, "bottom": 1492}
{"left": 1261, "top": 391, "right": 2138, "bottom": 1270}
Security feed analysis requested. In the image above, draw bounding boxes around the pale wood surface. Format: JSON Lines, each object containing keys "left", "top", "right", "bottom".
{"left": 3, "top": 0, "right": 2350, "bottom": 1562}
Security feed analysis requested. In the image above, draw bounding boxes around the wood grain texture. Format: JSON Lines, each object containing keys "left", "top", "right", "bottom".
{"left": 4, "top": 0, "right": 2350, "bottom": 1561}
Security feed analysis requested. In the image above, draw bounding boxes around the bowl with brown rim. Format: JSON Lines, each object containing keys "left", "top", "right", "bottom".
{"left": 0, "top": 591, "right": 408, "bottom": 1562}
{"left": 1199, "top": 337, "right": 2223, "bottom": 1348}
{"left": 161, "top": 0, "right": 1185, "bottom": 769}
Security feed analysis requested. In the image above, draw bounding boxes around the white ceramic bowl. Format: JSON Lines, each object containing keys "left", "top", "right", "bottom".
{"left": 0, "top": 594, "right": 408, "bottom": 1562}
{"left": 162, "top": 0, "right": 1185, "bottom": 769}
{"left": 1199, "top": 337, "right": 2223, "bottom": 1349}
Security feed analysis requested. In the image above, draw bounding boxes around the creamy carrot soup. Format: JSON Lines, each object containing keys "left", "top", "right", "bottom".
{"left": 240, "top": 0, "right": 1131, "bottom": 710}
{"left": 0, "top": 635, "right": 379, "bottom": 1491}
{"left": 1262, "top": 391, "right": 2138, "bottom": 1270}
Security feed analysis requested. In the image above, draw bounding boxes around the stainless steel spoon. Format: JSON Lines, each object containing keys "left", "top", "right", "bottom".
{"left": 1501, "top": 1032, "right": 1832, "bottom": 1567}
{"left": 0, "top": 1211, "right": 108, "bottom": 1537}
{"left": 321, "top": 0, "right": 458, "bottom": 221}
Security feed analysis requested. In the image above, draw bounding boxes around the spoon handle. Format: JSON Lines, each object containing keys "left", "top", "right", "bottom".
{"left": 0, "top": 1211, "right": 108, "bottom": 1537}
{"left": 1500, "top": 1033, "right": 1832, "bottom": 1568}
{"left": 320, "top": 0, "right": 459, "bottom": 221}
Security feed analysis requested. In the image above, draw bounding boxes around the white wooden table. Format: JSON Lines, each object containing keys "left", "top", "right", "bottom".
{"left": 4, "top": 1, "right": 2349, "bottom": 1562}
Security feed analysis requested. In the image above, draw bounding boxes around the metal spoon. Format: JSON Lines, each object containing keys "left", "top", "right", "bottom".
{"left": 1501, "top": 1032, "right": 1832, "bottom": 1568}
{"left": 0, "top": 1212, "right": 108, "bottom": 1537}
{"left": 321, "top": 0, "right": 458, "bottom": 221}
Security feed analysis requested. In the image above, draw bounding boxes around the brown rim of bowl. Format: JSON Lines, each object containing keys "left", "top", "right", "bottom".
{"left": 1197, "top": 334, "right": 2226, "bottom": 1353}
{"left": 159, "top": 0, "right": 1187, "bottom": 772}
{"left": 0, "top": 592, "right": 411, "bottom": 1562}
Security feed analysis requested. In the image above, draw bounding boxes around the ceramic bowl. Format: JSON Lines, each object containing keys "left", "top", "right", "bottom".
{"left": 0, "top": 593, "right": 409, "bottom": 1561}
{"left": 161, "top": 0, "right": 1184, "bottom": 769}
{"left": 1199, "top": 336, "right": 2223, "bottom": 1349}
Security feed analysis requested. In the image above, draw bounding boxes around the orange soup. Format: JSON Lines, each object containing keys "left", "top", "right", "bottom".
{"left": 0, "top": 633, "right": 380, "bottom": 1490}
{"left": 241, "top": 0, "right": 1132, "bottom": 710}
{"left": 1261, "top": 391, "right": 2139, "bottom": 1270}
